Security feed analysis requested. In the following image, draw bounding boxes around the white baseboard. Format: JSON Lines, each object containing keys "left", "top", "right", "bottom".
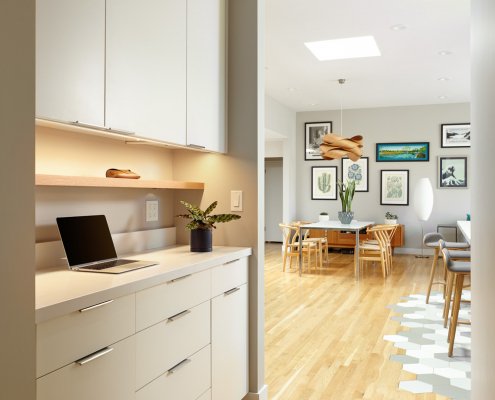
{"left": 394, "top": 247, "right": 434, "bottom": 256}
{"left": 36, "top": 227, "right": 176, "bottom": 270}
{"left": 244, "top": 385, "right": 268, "bottom": 400}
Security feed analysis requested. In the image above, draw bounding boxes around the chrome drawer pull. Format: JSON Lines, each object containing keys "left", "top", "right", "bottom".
{"left": 168, "top": 274, "right": 192, "bottom": 283}
{"left": 168, "top": 358, "right": 192, "bottom": 374}
{"left": 71, "top": 120, "right": 106, "bottom": 130}
{"left": 79, "top": 299, "right": 114, "bottom": 313}
{"left": 106, "top": 127, "right": 136, "bottom": 136}
{"left": 76, "top": 347, "right": 113, "bottom": 366}
{"left": 224, "top": 287, "right": 240, "bottom": 296}
{"left": 225, "top": 259, "right": 239, "bottom": 265}
{"left": 168, "top": 309, "right": 191, "bottom": 322}
{"left": 187, "top": 143, "right": 206, "bottom": 149}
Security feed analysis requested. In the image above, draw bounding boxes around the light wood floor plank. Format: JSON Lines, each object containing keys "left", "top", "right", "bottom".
{"left": 264, "top": 243, "right": 449, "bottom": 400}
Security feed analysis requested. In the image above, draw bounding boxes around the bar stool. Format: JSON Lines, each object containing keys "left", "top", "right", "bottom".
{"left": 424, "top": 232, "right": 470, "bottom": 303}
{"left": 441, "top": 246, "right": 471, "bottom": 357}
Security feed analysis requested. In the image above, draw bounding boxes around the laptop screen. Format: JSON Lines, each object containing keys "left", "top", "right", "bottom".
{"left": 56, "top": 215, "right": 118, "bottom": 266}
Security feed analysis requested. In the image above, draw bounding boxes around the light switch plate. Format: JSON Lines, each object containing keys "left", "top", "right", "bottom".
{"left": 146, "top": 200, "right": 159, "bottom": 222}
{"left": 231, "top": 190, "right": 243, "bottom": 212}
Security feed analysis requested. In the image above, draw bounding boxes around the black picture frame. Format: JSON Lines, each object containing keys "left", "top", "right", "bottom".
{"left": 376, "top": 142, "right": 430, "bottom": 162}
{"left": 438, "top": 156, "right": 468, "bottom": 188}
{"left": 380, "top": 169, "right": 410, "bottom": 205}
{"left": 341, "top": 157, "right": 369, "bottom": 192}
{"left": 311, "top": 166, "right": 338, "bottom": 200}
{"left": 441, "top": 123, "right": 471, "bottom": 148}
{"left": 305, "top": 121, "right": 332, "bottom": 160}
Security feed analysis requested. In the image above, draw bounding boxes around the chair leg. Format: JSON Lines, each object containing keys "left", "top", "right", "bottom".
{"left": 426, "top": 247, "right": 439, "bottom": 304}
{"left": 448, "top": 274, "right": 465, "bottom": 357}
{"left": 282, "top": 250, "right": 287, "bottom": 272}
{"left": 381, "top": 251, "right": 387, "bottom": 278}
{"left": 444, "top": 271, "right": 454, "bottom": 328}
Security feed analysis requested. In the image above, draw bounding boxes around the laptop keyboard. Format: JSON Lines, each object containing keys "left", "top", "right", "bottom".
{"left": 79, "top": 259, "right": 135, "bottom": 271}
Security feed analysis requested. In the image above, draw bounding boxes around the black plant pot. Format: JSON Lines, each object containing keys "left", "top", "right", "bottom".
{"left": 190, "top": 228, "right": 212, "bottom": 252}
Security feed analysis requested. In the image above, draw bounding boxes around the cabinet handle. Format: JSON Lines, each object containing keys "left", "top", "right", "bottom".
{"left": 224, "top": 287, "right": 241, "bottom": 296}
{"left": 168, "top": 274, "right": 192, "bottom": 283}
{"left": 167, "top": 358, "right": 192, "bottom": 374}
{"left": 168, "top": 309, "right": 191, "bottom": 322}
{"left": 71, "top": 120, "right": 106, "bottom": 130}
{"left": 225, "top": 259, "right": 239, "bottom": 265}
{"left": 79, "top": 299, "right": 114, "bottom": 313}
{"left": 76, "top": 347, "right": 113, "bottom": 366}
{"left": 106, "top": 127, "right": 136, "bottom": 136}
{"left": 187, "top": 143, "right": 206, "bottom": 149}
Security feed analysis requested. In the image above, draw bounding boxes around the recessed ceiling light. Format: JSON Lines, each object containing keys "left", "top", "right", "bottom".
{"left": 438, "top": 95, "right": 447, "bottom": 100}
{"left": 438, "top": 50, "right": 452, "bottom": 56}
{"left": 304, "top": 36, "right": 381, "bottom": 61}
{"left": 287, "top": 87, "right": 296, "bottom": 92}
{"left": 310, "top": 103, "right": 318, "bottom": 107}
{"left": 390, "top": 24, "right": 407, "bottom": 31}
{"left": 438, "top": 77, "right": 451, "bottom": 82}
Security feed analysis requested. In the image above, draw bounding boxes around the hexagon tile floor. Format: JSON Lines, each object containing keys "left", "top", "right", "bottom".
{"left": 384, "top": 291, "right": 471, "bottom": 399}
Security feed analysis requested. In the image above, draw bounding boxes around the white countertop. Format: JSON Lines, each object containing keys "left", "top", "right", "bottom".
{"left": 457, "top": 220, "right": 471, "bottom": 244}
{"left": 302, "top": 220, "right": 375, "bottom": 230}
{"left": 36, "top": 245, "right": 252, "bottom": 323}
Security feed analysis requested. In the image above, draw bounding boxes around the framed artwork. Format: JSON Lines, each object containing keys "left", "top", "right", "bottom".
{"left": 305, "top": 121, "right": 332, "bottom": 160}
{"left": 376, "top": 142, "right": 429, "bottom": 162}
{"left": 441, "top": 123, "right": 471, "bottom": 148}
{"left": 438, "top": 156, "right": 468, "bottom": 188}
{"left": 380, "top": 170, "right": 409, "bottom": 205}
{"left": 341, "top": 157, "right": 369, "bottom": 192}
{"left": 311, "top": 166, "right": 337, "bottom": 200}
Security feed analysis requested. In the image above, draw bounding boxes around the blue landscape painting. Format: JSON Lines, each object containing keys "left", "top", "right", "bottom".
{"left": 376, "top": 142, "right": 429, "bottom": 162}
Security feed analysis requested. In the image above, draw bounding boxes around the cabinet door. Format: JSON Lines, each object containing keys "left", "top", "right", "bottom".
{"left": 187, "top": 0, "right": 226, "bottom": 152}
{"left": 36, "top": 0, "right": 105, "bottom": 126}
{"left": 106, "top": 0, "right": 187, "bottom": 144}
{"left": 211, "top": 284, "right": 248, "bottom": 400}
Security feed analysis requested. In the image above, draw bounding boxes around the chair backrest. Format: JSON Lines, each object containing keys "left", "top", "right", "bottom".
{"left": 367, "top": 225, "right": 389, "bottom": 250}
{"left": 279, "top": 223, "right": 299, "bottom": 248}
{"left": 424, "top": 232, "right": 445, "bottom": 246}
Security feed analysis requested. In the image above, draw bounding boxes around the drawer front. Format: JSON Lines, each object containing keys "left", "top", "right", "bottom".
{"left": 136, "top": 300, "right": 210, "bottom": 389}
{"left": 211, "top": 257, "right": 248, "bottom": 298}
{"left": 37, "top": 335, "right": 135, "bottom": 400}
{"left": 37, "top": 293, "right": 135, "bottom": 377}
{"left": 136, "top": 345, "right": 211, "bottom": 400}
{"left": 136, "top": 269, "right": 211, "bottom": 331}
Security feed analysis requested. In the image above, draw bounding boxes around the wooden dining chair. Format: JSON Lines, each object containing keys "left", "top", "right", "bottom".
{"left": 279, "top": 223, "right": 318, "bottom": 272}
{"left": 361, "top": 224, "right": 397, "bottom": 276}
{"left": 358, "top": 225, "right": 389, "bottom": 278}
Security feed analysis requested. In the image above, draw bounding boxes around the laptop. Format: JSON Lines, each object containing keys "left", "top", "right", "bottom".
{"left": 56, "top": 215, "right": 158, "bottom": 274}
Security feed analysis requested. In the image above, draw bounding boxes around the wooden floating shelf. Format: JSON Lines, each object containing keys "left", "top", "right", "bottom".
{"left": 35, "top": 174, "right": 205, "bottom": 190}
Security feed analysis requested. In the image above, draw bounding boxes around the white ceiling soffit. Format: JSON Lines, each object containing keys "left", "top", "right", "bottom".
{"left": 265, "top": 128, "right": 288, "bottom": 141}
{"left": 265, "top": 0, "right": 470, "bottom": 112}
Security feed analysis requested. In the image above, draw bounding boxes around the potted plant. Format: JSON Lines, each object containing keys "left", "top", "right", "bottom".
{"left": 177, "top": 200, "right": 241, "bottom": 252}
{"left": 385, "top": 211, "right": 398, "bottom": 224}
{"left": 319, "top": 212, "right": 329, "bottom": 222}
{"left": 336, "top": 179, "right": 356, "bottom": 224}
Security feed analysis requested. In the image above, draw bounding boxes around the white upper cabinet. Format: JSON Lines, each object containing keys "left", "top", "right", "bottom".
{"left": 36, "top": 0, "right": 105, "bottom": 126}
{"left": 187, "top": 0, "right": 226, "bottom": 153}
{"left": 106, "top": 0, "right": 187, "bottom": 144}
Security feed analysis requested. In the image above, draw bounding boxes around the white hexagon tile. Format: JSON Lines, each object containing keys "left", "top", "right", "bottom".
{"left": 384, "top": 291, "right": 471, "bottom": 400}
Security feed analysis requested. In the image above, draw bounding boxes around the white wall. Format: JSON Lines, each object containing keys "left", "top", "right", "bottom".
{"left": 296, "top": 103, "right": 470, "bottom": 252}
{"left": 265, "top": 95, "right": 297, "bottom": 225}
{"left": 0, "top": 0, "right": 36, "bottom": 398}
{"left": 471, "top": 0, "right": 495, "bottom": 396}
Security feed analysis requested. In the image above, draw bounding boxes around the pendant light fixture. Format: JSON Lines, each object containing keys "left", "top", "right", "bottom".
{"left": 319, "top": 79, "right": 363, "bottom": 161}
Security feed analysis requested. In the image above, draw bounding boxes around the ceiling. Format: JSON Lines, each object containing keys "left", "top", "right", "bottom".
{"left": 265, "top": 0, "right": 470, "bottom": 112}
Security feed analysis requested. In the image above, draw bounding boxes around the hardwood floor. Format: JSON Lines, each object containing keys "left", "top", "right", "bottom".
{"left": 264, "top": 243, "right": 449, "bottom": 400}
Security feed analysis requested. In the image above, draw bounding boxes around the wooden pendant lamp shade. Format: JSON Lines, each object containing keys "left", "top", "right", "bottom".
{"left": 319, "top": 79, "right": 363, "bottom": 161}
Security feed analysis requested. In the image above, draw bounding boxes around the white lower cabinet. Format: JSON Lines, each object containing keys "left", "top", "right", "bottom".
{"left": 37, "top": 335, "right": 135, "bottom": 400}
{"left": 197, "top": 389, "right": 212, "bottom": 400}
{"left": 136, "top": 345, "right": 211, "bottom": 400}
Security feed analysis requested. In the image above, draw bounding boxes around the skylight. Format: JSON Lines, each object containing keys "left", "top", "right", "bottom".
{"left": 304, "top": 36, "right": 381, "bottom": 61}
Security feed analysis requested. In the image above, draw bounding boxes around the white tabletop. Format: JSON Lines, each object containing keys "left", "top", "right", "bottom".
{"left": 457, "top": 220, "right": 471, "bottom": 244}
{"left": 301, "top": 220, "right": 375, "bottom": 231}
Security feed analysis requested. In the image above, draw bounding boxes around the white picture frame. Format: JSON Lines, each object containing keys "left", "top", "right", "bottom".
{"left": 311, "top": 166, "right": 337, "bottom": 200}
{"left": 380, "top": 170, "right": 409, "bottom": 205}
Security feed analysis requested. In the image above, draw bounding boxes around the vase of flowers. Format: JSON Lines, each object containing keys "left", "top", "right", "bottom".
{"left": 337, "top": 180, "right": 356, "bottom": 224}
{"left": 177, "top": 200, "right": 241, "bottom": 252}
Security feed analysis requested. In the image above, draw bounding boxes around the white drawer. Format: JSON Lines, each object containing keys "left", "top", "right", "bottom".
{"left": 211, "top": 257, "right": 248, "bottom": 297}
{"left": 37, "top": 335, "right": 135, "bottom": 400}
{"left": 36, "top": 293, "right": 135, "bottom": 377}
{"left": 136, "top": 269, "right": 211, "bottom": 331}
{"left": 136, "top": 300, "right": 211, "bottom": 389}
{"left": 197, "top": 389, "right": 211, "bottom": 400}
{"left": 136, "top": 345, "right": 211, "bottom": 400}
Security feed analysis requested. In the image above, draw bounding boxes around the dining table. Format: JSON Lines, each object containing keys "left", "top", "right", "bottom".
{"left": 298, "top": 220, "right": 375, "bottom": 280}
{"left": 457, "top": 220, "right": 471, "bottom": 244}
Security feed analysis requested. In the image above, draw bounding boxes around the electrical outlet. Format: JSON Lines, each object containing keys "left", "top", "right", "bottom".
{"left": 146, "top": 200, "right": 159, "bottom": 222}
